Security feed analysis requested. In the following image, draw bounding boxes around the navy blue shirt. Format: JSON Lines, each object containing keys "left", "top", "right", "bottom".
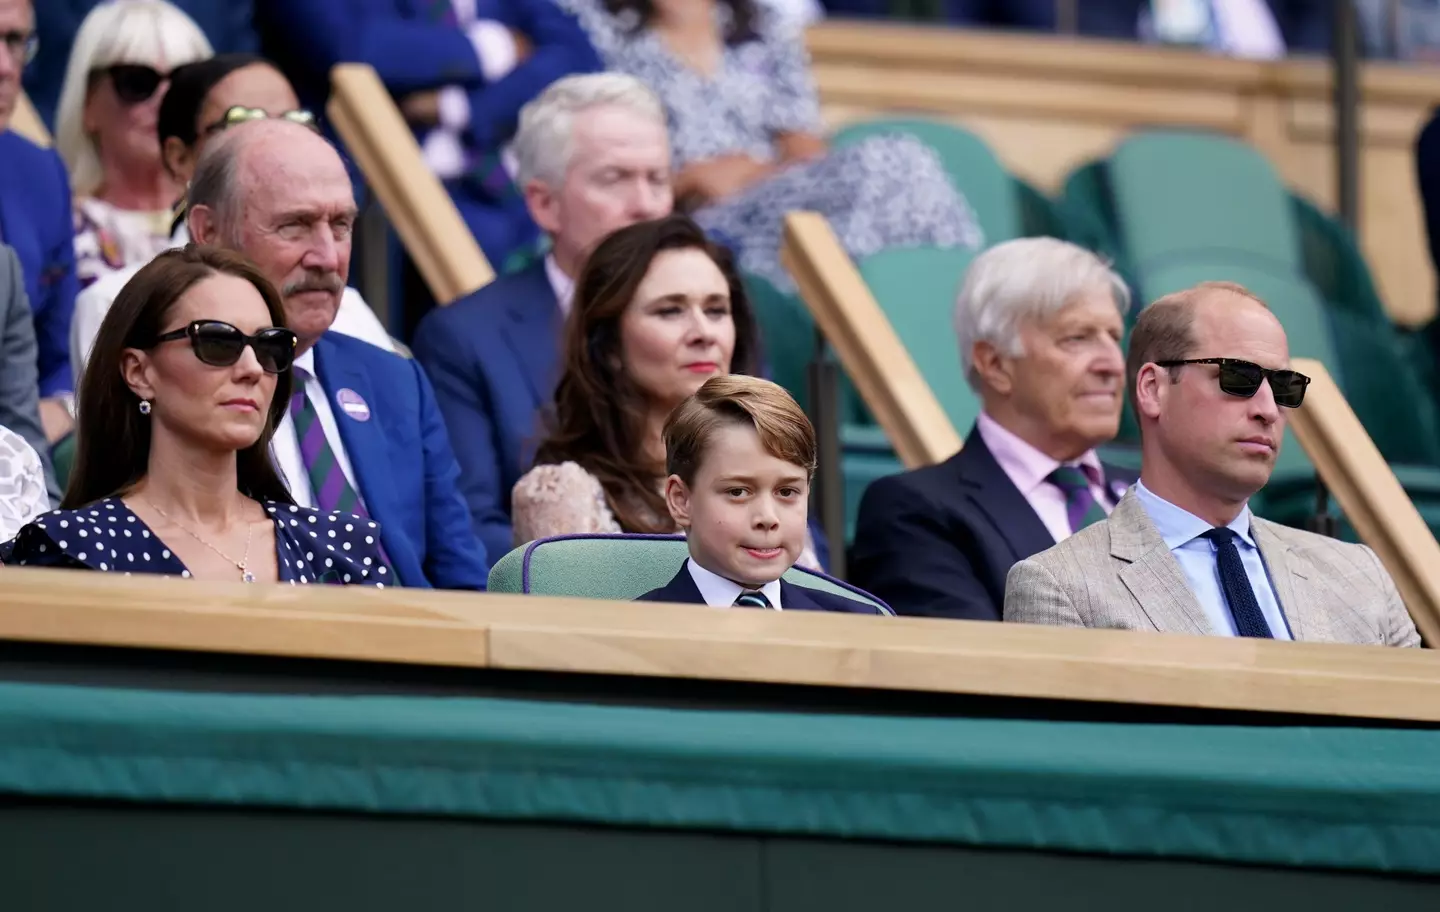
{"left": 1, "top": 498, "right": 389, "bottom": 586}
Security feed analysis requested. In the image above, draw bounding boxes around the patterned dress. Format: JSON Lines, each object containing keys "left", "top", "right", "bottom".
{"left": 72, "top": 197, "right": 175, "bottom": 290}
{"left": 1, "top": 497, "right": 390, "bottom": 586}
{"left": 0, "top": 426, "right": 49, "bottom": 542}
{"left": 556, "top": 0, "right": 983, "bottom": 290}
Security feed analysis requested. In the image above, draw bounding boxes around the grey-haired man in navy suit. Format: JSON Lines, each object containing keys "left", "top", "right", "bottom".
{"left": 850, "top": 237, "right": 1138, "bottom": 621}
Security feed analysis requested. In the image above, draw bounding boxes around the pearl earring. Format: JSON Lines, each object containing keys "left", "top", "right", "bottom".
{"left": 138, "top": 399, "right": 152, "bottom": 415}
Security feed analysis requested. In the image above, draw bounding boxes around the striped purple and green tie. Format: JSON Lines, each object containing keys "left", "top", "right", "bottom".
{"left": 290, "top": 383, "right": 366, "bottom": 517}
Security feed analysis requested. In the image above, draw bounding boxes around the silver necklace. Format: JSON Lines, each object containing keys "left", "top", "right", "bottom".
{"left": 144, "top": 499, "right": 257, "bottom": 583}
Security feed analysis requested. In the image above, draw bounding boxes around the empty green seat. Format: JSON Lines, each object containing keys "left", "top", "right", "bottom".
{"left": 487, "top": 533, "right": 891, "bottom": 612}
{"left": 855, "top": 245, "right": 981, "bottom": 434}
{"left": 1109, "top": 130, "right": 1300, "bottom": 272}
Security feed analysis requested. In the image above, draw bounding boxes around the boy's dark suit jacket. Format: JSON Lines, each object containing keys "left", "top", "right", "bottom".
{"left": 637, "top": 565, "right": 888, "bottom": 616}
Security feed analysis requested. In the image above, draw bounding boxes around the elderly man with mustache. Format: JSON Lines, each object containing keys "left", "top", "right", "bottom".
{"left": 179, "top": 118, "right": 491, "bottom": 590}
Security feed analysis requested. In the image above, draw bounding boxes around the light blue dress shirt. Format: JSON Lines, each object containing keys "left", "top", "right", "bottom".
{"left": 1132, "top": 481, "right": 1293, "bottom": 639}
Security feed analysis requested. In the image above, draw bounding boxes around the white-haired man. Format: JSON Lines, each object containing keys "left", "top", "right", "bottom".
{"left": 412, "top": 72, "right": 672, "bottom": 559}
{"left": 849, "top": 237, "right": 1139, "bottom": 621}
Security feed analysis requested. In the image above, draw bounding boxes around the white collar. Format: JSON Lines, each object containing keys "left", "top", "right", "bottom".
{"left": 544, "top": 253, "right": 575, "bottom": 316}
{"left": 292, "top": 347, "right": 316, "bottom": 380}
{"left": 685, "top": 558, "right": 784, "bottom": 609}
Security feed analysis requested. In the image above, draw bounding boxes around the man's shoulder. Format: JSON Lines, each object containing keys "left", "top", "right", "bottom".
{"left": 0, "top": 130, "right": 52, "bottom": 164}
{"left": 784, "top": 580, "right": 888, "bottom": 615}
{"left": 423, "top": 264, "right": 552, "bottom": 326}
{"left": 863, "top": 451, "right": 965, "bottom": 505}
{"left": 1253, "top": 517, "right": 1372, "bottom": 562}
{"left": 1021, "top": 518, "right": 1113, "bottom": 572}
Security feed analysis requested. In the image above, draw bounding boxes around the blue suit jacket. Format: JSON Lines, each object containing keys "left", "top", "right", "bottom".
{"left": 849, "top": 425, "right": 1138, "bottom": 622}
{"left": 312, "top": 332, "right": 491, "bottom": 590}
{"left": 411, "top": 262, "right": 559, "bottom": 561}
{"left": 0, "top": 132, "right": 78, "bottom": 396}
{"left": 256, "top": 0, "right": 599, "bottom": 156}
{"left": 636, "top": 564, "right": 887, "bottom": 616}
{"left": 27, "top": 0, "right": 259, "bottom": 129}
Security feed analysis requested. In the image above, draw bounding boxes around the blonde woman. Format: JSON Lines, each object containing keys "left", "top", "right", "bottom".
{"left": 55, "top": 0, "right": 212, "bottom": 289}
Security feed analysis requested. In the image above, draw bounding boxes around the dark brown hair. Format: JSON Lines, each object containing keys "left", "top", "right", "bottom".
{"left": 65, "top": 245, "right": 295, "bottom": 508}
{"left": 1125, "top": 280, "right": 1269, "bottom": 408}
{"left": 533, "top": 214, "right": 761, "bottom": 532}
{"left": 666, "top": 375, "right": 815, "bottom": 483}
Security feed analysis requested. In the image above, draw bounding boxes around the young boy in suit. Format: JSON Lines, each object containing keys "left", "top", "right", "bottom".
{"left": 636, "top": 376, "right": 888, "bottom": 615}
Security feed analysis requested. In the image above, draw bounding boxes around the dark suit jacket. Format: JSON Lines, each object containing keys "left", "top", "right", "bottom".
{"left": 412, "top": 262, "right": 559, "bottom": 561}
{"left": 257, "top": 0, "right": 599, "bottom": 165}
{"left": 849, "top": 425, "right": 1137, "bottom": 622}
{"left": 0, "top": 131, "right": 78, "bottom": 397}
{"left": 312, "top": 331, "right": 491, "bottom": 590}
{"left": 636, "top": 563, "right": 888, "bottom": 616}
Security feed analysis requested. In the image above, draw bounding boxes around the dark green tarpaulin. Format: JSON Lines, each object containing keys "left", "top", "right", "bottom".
{"left": 0, "top": 681, "right": 1435, "bottom": 874}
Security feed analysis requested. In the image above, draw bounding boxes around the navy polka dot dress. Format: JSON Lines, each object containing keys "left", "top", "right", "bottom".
{"left": 0, "top": 498, "right": 390, "bottom": 586}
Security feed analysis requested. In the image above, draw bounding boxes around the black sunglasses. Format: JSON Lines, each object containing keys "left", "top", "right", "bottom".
{"left": 1155, "top": 358, "right": 1311, "bottom": 408}
{"left": 152, "top": 320, "right": 298, "bottom": 374}
{"left": 91, "top": 63, "right": 169, "bottom": 106}
{"left": 202, "top": 105, "right": 319, "bottom": 137}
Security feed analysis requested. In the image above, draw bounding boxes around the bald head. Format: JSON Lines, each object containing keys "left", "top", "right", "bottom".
{"left": 1125, "top": 281, "right": 1278, "bottom": 408}
{"left": 187, "top": 118, "right": 357, "bottom": 351}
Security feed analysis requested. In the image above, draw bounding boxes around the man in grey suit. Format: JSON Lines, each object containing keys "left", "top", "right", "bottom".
{"left": 1005, "top": 281, "right": 1419, "bottom": 648}
{"left": 0, "top": 244, "right": 57, "bottom": 502}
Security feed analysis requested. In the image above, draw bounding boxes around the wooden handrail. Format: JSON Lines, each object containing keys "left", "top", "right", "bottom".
{"left": 3, "top": 566, "right": 1440, "bottom": 723}
{"left": 781, "top": 211, "right": 962, "bottom": 468}
{"left": 9, "top": 93, "right": 50, "bottom": 147}
{"left": 327, "top": 64, "right": 493, "bottom": 304}
{"left": 1287, "top": 357, "right": 1440, "bottom": 645}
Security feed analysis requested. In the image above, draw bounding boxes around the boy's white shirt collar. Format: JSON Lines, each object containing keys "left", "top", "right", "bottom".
{"left": 685, "top": 558, "right": 784, "bottom": 610}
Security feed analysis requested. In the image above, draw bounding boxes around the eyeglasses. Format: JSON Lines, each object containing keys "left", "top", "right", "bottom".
{"left": 0, "top": 30, "right": 36, "bottom": 66}
{"left": 152, "top": 320, "right": 298, "bottom": 374}
{"left": 91, "top": 63, "right": 169, "bottom": 106}
{"left": 201, "top": 105, "right": 319, "bottom": 137}
{"left": 1155, "top": 358, "right": 1311, "bottom": 408}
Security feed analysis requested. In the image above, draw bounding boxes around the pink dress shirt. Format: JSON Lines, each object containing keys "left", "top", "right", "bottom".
{"left": 975, "top": 412, "right": 1116, "bottom": 545}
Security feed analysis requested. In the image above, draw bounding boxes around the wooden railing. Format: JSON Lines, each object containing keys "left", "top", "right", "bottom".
{"left": 1289, "top": 357, "right": 1440, "bottom": 644}
{"left": 9, "top": 93, "right": 50, "bottom": 147}
{"left": 808, "top": 20, "right": 1440, "bottom": 328}
{"left": 327, "top": 64, "right": 494, "bottom": 305}
{"left": 781, "top": 212, "right": 962, "bottom": 468}
{"left": 2, "top": 566, "right": 1439, "bottom": 722}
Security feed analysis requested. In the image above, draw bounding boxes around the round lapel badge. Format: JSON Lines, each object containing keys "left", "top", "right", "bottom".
{"left": 335, "top": 388, "right": 371, "bottom": 422}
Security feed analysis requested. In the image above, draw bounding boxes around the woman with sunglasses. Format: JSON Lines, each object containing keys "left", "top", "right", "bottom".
{"left": 2, "top": 245, "right": 389, "bottom": 586}
{"left": 55, "top": 0, "right": 212, "bottom": 289}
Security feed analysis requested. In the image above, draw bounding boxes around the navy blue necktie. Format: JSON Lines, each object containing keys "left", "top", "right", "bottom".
{"left": 734, "top": 590, "right": 772, "bottom": 609}
{"left": 1202, "top": 528, "right": 1273, "bottom": 638}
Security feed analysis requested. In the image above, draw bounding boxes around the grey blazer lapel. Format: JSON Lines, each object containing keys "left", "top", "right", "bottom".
{"left": 1110, "top": 492, "right": 1216, "bottom": 636}
{"left": 1252, "top": 520, "right": 1326, "bottom": 642}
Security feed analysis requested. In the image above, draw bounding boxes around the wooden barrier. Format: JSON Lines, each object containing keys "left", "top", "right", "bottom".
{"left": 3, "top": 565, "right": 1440, "bottom": 723}
{"left": 327, "top": 64, "right": 494, "bottom": 304}
{"left": 9, "top": 93, "right": 49, "bottom": 147}
{"left": 1289, "top": 357, "right": 1440, "bottom": 644}
{"left": 781, "top": 211, "right": 962, "bottom": 467}
{"left": 808, "top": 21, "right": 1440, "bottom": 327}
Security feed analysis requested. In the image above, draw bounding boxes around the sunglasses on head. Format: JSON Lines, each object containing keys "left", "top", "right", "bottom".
{"left": 91, "top": 63, "right": 168, "bottom": 106}
{"left": 1156, "top": 358, "right": 1311, "bottom": 408}
{"left": 202, "top": 105, "right": 319, "bottom": 137}
{"left": 152, "top": 320, "right": 298, "bottom": 374}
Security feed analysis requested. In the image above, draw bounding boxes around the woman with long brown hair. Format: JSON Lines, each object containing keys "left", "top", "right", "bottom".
{"left": 511, "top": 215, "right": 821, "bottom": 567}
{"left": 2, "top": 245, "right": 387, "bottom": 586}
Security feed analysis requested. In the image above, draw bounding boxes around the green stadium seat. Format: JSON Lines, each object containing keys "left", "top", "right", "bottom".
{"left": 487, "top": 533, "right": 892, "bottom": 612}
{"left": 50, "top": 434, "right": 74, "bottom": 495}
